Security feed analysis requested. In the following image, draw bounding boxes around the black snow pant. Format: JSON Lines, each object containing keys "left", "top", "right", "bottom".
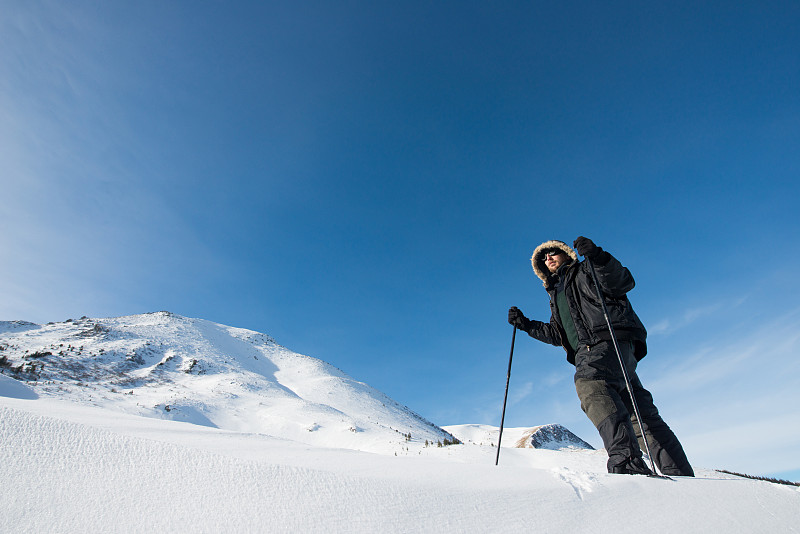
{"left": 573, "top": 340, "right": 694, "bottom": 476}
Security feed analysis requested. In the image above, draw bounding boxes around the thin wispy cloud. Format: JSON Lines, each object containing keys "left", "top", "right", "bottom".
{"left": 1, "top": 6, "right": 229, "bottom": 323}
{"left": 648, "top": 296, "right": 749, "bottom": 336}
{"left": 509, "top": 380, "right": 533, "bottom": 405}
{"left": 642, "top": 308, "right": 800, "bottom": 475}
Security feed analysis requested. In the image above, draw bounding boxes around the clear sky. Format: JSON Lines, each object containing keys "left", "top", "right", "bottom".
{"left": 2, "top": 1, "right": 799, "bottom": 480}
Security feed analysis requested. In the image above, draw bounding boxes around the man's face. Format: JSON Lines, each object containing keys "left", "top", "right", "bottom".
{"left": 543, "top": 249, "right": 567, "bottom": 273}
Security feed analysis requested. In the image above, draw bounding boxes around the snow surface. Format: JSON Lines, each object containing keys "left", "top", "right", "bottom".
{"left": 1, "top": 314, "right": 798, "bottom": 532}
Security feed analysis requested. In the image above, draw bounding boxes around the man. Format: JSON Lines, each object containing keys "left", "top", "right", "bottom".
{"left": 508, "top": 236, "right": 694, "bottom": 476}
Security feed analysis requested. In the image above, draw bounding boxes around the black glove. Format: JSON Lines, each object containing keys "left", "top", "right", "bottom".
{"left": 573, "top": 236, "right": 599, "bottom": 259}
{"left": 508, "top": 306, "right": 530, "bottom": 331}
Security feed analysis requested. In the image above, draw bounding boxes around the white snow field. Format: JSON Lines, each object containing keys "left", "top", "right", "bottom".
{"left": 1, "top": 313, "right": 798, "bottom": 533}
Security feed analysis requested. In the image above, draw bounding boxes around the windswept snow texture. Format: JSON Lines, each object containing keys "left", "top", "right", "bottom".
{"left": 0, "top": 312, "right": 456, "bottom": 452}
{"left": 1, "top": 398, "right": 799, "bottom": 533}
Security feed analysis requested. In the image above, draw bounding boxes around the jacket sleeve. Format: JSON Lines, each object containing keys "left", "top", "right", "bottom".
{"left": 585, "top": 250, "right": 635, "bottom": 297}
{"left": 523, "top": 317, "right": 563, "bottom": 347}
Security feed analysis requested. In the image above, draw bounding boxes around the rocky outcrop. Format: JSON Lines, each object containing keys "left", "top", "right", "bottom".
{"left": 514, "top": 423, "right": 594, "bottom": 450}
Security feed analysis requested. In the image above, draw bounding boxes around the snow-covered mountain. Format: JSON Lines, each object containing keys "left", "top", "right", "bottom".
{"left": 447, "top": 423, "right": 595, "bottom": 451}
{"left": 0, "top": 312, "right": 457, "bottom": 452}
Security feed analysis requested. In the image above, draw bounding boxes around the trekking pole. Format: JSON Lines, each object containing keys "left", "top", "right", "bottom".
{"left": 495, "top": 325, "right": 517, "bottom": 466}
{"left": 584, "top": 257, "right": 662, "bottom": 477}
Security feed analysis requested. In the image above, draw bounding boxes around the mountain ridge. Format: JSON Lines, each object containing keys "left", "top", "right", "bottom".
{"left": 0, "top": 311, "right": 457, "bottom": 453}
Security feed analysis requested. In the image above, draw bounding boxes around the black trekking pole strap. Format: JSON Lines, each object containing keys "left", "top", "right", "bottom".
{"left": 584, "top": 257, "right": 663, "bottom": 477}
{"left": 496, "top": 325, "right": 516, "bottom": 466}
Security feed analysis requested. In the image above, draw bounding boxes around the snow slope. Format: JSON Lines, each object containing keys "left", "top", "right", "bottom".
{"left": 1, "top": 314, "right": 798, "bottom": 532}
{"left": 2, "top": 393, "right": 798, "bottom": 533}
{"left": 0, "top": 312, "right": 456, "bottom": 453}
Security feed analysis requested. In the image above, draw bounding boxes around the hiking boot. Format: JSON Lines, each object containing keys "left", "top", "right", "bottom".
{"left": 609, "top": 456, "right": 653, "bottom": 475}
{"left": 660, "top": 466, "right": 695, "bottom": 477}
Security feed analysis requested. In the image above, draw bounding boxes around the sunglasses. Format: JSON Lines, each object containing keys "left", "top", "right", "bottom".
{"left": 541, "top": 250, "right": 564, "bottom": 261}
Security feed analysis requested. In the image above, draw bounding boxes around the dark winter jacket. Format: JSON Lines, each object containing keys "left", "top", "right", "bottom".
{"left": 523, "top": 240, "right": 648, "bottom": 365}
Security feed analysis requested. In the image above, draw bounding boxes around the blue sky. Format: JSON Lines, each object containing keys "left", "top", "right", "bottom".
{"left": 2, "top": 1, "right": 799, "bottom": 480}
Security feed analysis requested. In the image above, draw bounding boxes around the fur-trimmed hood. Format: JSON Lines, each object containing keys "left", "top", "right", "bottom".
{"left": 530, "top": 240, "right": 579, "bottom": 287}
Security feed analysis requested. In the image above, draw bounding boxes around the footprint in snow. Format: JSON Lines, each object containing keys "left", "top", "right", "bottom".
{"left": 551, "top": 467, "right": 598, "bottom": 499}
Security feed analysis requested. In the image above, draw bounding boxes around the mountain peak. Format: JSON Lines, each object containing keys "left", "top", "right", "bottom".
{"left": 514, "top": 423, "right": 595, "bottom": 450}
